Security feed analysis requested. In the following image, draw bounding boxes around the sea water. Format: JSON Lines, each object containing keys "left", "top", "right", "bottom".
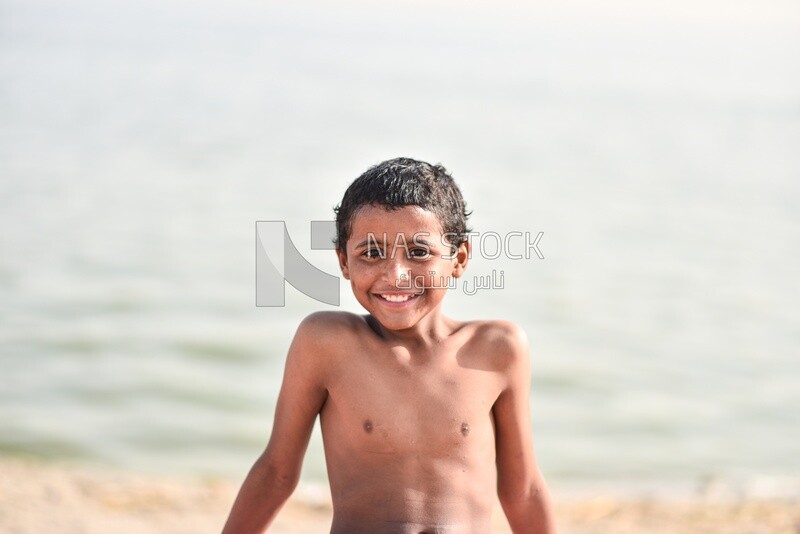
{"left": 1, "top": 0, "right": 799, "bottom": 498}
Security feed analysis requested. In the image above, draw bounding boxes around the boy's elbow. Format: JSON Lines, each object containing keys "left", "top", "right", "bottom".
{"left": 498, "top": 481, "right": 542, "bottom": 512}
{"left": 498, "top": 479, "right": 556, "bottom": 533}
{"left": 498, "top": 471, "right": 539, "bottom": 503}
{"left": 252, "top": 453, "right": 301, "bottom": 494}
{"left": 221, "top": 454, "right": 301, "bottom": 534}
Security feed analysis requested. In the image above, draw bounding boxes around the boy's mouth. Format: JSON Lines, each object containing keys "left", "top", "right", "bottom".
{"left": 375, "top": 291, "right": 422, "bottom": 304}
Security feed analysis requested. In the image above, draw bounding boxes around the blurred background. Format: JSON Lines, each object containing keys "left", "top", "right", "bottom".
{"left": 1, "top": 0, "right": 799, "bottom": 500}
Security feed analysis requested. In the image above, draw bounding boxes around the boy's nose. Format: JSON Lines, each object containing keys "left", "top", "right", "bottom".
{"left": 382, "top": 256, "right": 412, "bottom": 287}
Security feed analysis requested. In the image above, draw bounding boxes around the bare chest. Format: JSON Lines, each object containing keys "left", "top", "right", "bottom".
{"left": 321, "top": 347, "right": 502, "bottom": 457}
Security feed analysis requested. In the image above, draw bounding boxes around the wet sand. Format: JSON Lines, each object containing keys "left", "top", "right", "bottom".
{"left": 1, "top": 459, "right": 797, "bottom": 533}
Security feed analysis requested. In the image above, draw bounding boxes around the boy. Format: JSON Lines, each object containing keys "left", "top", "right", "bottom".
{"left": 223, "top": 158, "right": 555, "bottom": 533}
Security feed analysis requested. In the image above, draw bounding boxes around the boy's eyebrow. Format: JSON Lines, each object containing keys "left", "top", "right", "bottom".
{"left": 353, "top": 237, "right": 437, "bottom": 249}
{"left": 354, "top": 238, "right": 385, "bottom": 250}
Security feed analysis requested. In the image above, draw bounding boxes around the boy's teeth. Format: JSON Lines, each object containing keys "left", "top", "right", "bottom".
{"left": 381, "top": 294, "right": 412, "bottom": 302}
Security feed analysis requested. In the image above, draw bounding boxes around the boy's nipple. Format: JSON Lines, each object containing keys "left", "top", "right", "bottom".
{"left": 363, "top": 419, "right": 373, "bottom": 433}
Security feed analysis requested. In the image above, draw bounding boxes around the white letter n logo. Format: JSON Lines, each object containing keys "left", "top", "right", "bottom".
{"left": 255, "top": 221, "right": 340, "bottom": 307}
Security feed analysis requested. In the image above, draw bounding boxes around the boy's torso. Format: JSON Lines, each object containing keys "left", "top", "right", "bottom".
{"left": 314, "top": 312, "right": 509, "bottom": 533}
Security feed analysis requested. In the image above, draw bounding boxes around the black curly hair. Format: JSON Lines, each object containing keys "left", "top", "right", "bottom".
{"left": 334, "top": 157, "right": 472, "bottom": 252}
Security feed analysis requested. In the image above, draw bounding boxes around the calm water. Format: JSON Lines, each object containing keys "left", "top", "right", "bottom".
{"left": 1, "top": 0, "right": 799, "bottom": 497}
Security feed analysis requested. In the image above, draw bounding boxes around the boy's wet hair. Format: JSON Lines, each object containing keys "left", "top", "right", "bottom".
{"left": 334, "top": 157, "right": 472, "bottom": 251}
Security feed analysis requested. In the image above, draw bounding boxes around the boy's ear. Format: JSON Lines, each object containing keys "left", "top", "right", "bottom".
{"left": 450, "top": 240, "right": 470, "bottom": 278}
{"left": 336, "top": 248, "right": 350, "bottom": 280}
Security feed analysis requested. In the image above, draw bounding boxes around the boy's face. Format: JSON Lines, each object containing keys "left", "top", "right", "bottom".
{"left": 336, "top": 205, "right": 469, "bottom": 332}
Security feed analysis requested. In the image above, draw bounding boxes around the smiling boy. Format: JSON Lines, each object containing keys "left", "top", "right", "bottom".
{"left": 222, "top": 158, "right": 555, "bottom": 533}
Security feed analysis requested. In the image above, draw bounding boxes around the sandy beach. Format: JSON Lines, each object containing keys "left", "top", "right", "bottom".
{"left": 0, "top": 458, "right": 797, "bottom": 534}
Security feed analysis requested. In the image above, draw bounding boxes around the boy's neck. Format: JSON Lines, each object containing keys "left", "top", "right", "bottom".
{"left": 366, "top": 309, "right": 459, "bottom": 348}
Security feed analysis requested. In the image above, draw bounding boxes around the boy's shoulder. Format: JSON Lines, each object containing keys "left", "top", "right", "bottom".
{"left": 297, "top": 309, "right": 364, "bottom": 328}
{"left": 296, "top": 312, "right": 529, "bottom": 344}
{"left": 466, "top": 318, "right": 530, "bottom": 367}
{"left": 460, "top": 319, "right": 532, "bottom": 396}
{"left": 470, "top": 318, "right": 528, "bottom": 344}
{"left": 284, "top": 311, "right": 364, "bottom": 373}
{"left": 292, "top": 310, "right": 367, "bottom": 345}
{"left": 291, "top": 312, "right": 529, "bottom": 370}
{"left": 296, "top": 313, "right": 527, "bottom": 344}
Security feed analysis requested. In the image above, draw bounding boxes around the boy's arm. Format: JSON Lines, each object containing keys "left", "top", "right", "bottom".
{"left": 222, "top": 313, "right": 332, "bottom": 534}
{"left": 492, "top": 322, "right": 556, "bottom": 534}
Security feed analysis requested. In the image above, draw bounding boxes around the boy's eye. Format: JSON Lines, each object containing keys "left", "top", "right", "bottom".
{"left": 409, "top": 248, "right": 431, "bottom": 259}
{"left": 362, "top": 248, "right": 385, "bottom": 259}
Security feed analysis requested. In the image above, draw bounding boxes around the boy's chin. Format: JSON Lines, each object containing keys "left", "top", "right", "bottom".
{"left": 364, "top": 308, "right": 424, "bottom": 333}
{"left": 358, "top": 292, "right": 444, "bottom": 332}
{"left": 376, "top": 317, "right": 419, "bottom": 332}
{"left": 365, "top": 311, "right": 412, "bottom": 330}
{"left": 368, "top": 307, "right": 442, "bottom": 333}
